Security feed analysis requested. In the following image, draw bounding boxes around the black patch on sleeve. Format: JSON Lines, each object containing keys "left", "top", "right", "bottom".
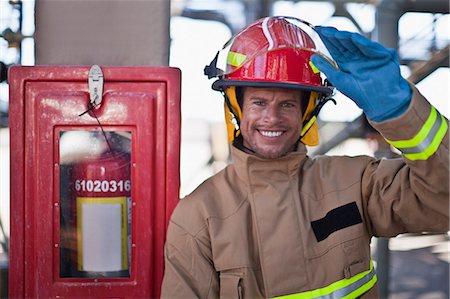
{"left": 311, "top": 202, "right": 363, "bottom": 242}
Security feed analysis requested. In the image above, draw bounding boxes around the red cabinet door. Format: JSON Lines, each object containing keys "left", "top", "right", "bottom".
{"left": 9, "top": 66, "right": 181, "bottom": 298}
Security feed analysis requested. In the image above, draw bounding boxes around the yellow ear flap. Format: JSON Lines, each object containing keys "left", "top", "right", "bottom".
{"left": 301, "top": 121, "right": 319, "bottom": 146}
{"left": 224, "top": 102, "right": 239, "bottom": 143}
{"left": 300, "top": 92, "right": 320, "bottom": 146}
{"left": 224, "top": 86, "right": 243, "bottom": 143}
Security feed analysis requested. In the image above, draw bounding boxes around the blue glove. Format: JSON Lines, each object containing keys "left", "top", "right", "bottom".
{"left": 310, "top": 26, "right": 412, "bottom": 122}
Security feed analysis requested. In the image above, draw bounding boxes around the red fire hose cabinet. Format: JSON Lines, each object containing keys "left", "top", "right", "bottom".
{"left": 8, "top": 66, "right": 181, "bottom": 298}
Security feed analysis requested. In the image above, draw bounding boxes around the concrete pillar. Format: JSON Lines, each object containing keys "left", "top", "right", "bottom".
{"left": 373, "top": 0, "right": 404, "bottom": 50}
{"left": 35, "top": 0, "right": 170, "bottom": 66}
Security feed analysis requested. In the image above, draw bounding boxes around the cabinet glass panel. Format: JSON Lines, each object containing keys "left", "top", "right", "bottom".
{"left": 59, "top": 130, "right": 131, "bottom": 278}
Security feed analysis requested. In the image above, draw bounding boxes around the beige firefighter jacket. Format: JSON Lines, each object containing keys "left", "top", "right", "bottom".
{"left": 161, "top": 87, "right": 449, "bottom": 299}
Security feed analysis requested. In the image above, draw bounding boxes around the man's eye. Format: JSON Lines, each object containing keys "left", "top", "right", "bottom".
{"left": 281, "top": 102, "right": 295, "bottom": 108}
{"left": 253, "top": 100, "right": 265, "bottom": 106}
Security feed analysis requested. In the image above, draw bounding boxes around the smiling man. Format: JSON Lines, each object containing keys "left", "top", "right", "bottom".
{"left": 239, "top": 87, "right": 304, "bottom": 159}
{"left": 161, "top": 17, "right": 449, "bottom": 299}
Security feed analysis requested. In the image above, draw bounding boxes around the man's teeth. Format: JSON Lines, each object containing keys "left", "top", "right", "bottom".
{"left": 260, "top": 130, "right": 282, "bottom": 137}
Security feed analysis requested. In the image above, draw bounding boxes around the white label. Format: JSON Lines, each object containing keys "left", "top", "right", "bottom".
{"left": 81, "top": 203, "right": 122, "bottom": 272}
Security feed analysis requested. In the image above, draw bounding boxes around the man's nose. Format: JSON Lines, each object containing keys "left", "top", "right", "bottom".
{"left": 263, "top": 105, "right": 280, "bottom": 123}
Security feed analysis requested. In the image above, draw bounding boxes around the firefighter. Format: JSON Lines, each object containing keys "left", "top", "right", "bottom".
{"left": 161, "top": 17, "right": 449, "bottom": 298}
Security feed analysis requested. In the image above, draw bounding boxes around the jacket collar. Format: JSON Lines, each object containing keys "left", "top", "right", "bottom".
{"left": 230, "top": 143, "right": 308, "bottom": 185}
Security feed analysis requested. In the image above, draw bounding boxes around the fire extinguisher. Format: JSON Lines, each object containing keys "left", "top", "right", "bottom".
{"left": 71, "top": 150, "right": 131, "bottom": 278}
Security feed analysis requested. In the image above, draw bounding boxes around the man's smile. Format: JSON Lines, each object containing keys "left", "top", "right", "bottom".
{"left": 258, "top": 130, "right": 284, "bottom": 138}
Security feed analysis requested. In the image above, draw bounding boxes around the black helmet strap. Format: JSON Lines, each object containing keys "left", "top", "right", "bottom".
{"left": 204, "top": 51, "right": 223, "bottom": 79}
{"left": 301, "top": 94, "right": 336, "bottom": 138}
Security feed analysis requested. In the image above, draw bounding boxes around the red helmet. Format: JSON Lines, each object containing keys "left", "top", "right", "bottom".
{"left": 205, "top": 16, "right": 334, "bottom": 95}
{"left": 204, "top": 16, "right": 336, "bottom": 145}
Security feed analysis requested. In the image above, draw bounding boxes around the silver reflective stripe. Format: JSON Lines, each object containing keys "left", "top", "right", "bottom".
{"left": 400, "top": 111, "right": 443, "bottom": 154}
{"left": 320, "top": 268, "right": 376, "bottom": 299}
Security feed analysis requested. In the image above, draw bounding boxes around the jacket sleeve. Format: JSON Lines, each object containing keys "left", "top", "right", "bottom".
{"left": 361, "top": 85, "right": 449, "bottom": 237}
{"left": 161, "top": 205, "right": 219, "bottom": 298}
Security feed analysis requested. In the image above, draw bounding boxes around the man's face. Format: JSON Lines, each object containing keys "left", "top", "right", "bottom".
{"left": 240, "top": 87, "right": 303, "bottom": 159}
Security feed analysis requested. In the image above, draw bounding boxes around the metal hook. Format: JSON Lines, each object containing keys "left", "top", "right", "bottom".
{"left": 89, "top": 65, "right": 104, "bottom": 106}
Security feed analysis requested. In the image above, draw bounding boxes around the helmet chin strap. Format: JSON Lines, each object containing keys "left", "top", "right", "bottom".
{"left": 301, "top": 94, "right": 336, "bottom": 138}
{"left": 232, "top": 134, "right": 256, "bottom": 155}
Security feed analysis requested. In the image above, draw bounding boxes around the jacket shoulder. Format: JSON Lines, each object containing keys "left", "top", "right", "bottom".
{"left": 301, "top": 155, "right": 376, "bottom": 197}
{"left": 170, "top": 164, "right": 247, "bottom": 236}
{"left": 303, "top": 154, "right": 375, "bottom": 175}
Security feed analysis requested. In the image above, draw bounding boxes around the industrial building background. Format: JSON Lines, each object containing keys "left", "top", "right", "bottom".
{"left": 0, "top": 0, "right": 448, "bottom": 298}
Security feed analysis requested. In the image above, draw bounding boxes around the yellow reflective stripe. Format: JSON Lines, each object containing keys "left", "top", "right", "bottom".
{"left": 273, "top": 261, "right": 376, "bottom": 299}
{"left": 227, "top": 51, "right": 247, "bottom": 67}
{"left": 387, "top": 106, "right": 437, "bottom": 149}
{"left": 309, "top": 61, "right": 320, "bottom": 74}
{"left": 386, "top": 106, "right": 437, "bottom": 149}
{"left": 301, "top": 116, "right": 317, "bottom": 137}
{"left": 403, "top": 117, "right": 448, "bottom": 161}
{"left": 340, "top": 273, "right": 377, "bottom": 299}
{"left": 385, "top": 107, "right": 448, "bottom": 160}
{"left": 399, "top": 112, "right": 443, "bottom": 155}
